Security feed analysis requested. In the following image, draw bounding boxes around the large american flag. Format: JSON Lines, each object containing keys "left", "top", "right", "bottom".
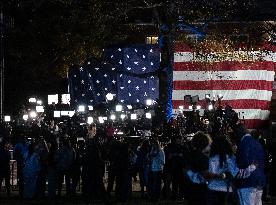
{"left": 68, "top": 45, "right": 160, "bottom": 107}
{"left": 172, "top": 43, "right": 276, "bottom": 129}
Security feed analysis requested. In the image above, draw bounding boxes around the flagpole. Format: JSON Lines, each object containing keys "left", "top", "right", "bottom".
{"left": 0, "top": 3, "right": 4, "bottom": 120}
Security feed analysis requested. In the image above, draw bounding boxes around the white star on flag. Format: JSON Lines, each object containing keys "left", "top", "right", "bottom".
{"left": 90, "top": 100, "right": 93, "bottom": 102}
{"left": 105, "top": 88, "right": 108, "bottom": 90}
{"left": 120, "top": 87, "right": 124, "bottom": 90}
{"left": 121, "top": 100, "right": 124, "bottom": 103}
{"left": 129, "top": 93, "right": 132, "bottom": 96}
{"left": 82, "top": 93, "right": 85, "bottom": 96}
{"left": 120, "top": 74, "right": 123, "bottom": 77}
{"left": 127, "top": 55, "right": 130, "bottom": 58}
{"left": 97, "top": 93, "right": 100, "bottom": 96}
{"left": 81, "top": 80, "right": 84, "bottom": 84}
{"left": 128, "top": 80, "right": 131, "bottom": 84}
{"left": 95, "top": 67, "right": 99, "bottom": 71}
{"left": 89, "top": 73, "right": 91, "bottom": 77}
{"left": 96, "top": 80, "right": 100, "bottom": 84}
{"left": 135, "top": 49, "right": 138, "bottom": 52}
{"left": 150, "top": 49, "right": 153, "bottom": 53}
{"left": 104, "top": 74, "right": 107, "bottom": 77}
{"left": 87, "top": 61, "right": 91, "bottom": 64}
{"left": 119, "top": 60, "right": 122, "bottom": 64}
{"left": 118, "top": 48, "right": 121, "bottom": 51}
{"left": 134, "top": 62, "right": 139, "bottom": 65}
{"left": 136, "top": 99, "right": 140, "bottom": 102}
{"left": 151, "top": 62, "right": 154, "bottom": 65}
{"left": 143, "top": 55, "right": 145, "bottom": 58}
{"left": 112, "top": 80, "right": 116, "bottom": 84}
{"left": 112, "top": 67, "right": 116, "bottom": 70}
{"left": 111, "top": 55, "right": 113, "bottom": 58}
{"left": 151, "top": 76, "right": 154, "bottom": 79}
{"left": 136, "top": 86, "right": 139, "bottom": 90}
{"left": 79, "top": 67, "right": 83, "bottom": 71}
{"left": 89, "top": 86, "right": 92, "bottom": 90}
{"left": 74, "top": 75, "right": 76, "bottom": 77}
{"left": 144, "top": 80, "right": 147, "bottom": 84}
{"left": 152, "top": 88, "right": 155, "bottom": 91}
{"left": 144, "top": 92, "right": 147, "bottom": 96}
{"left": 127, "top": 67, "right": 131, "bottom": 70}
{"left": 142, "top": 67, "right": 147, "bottom": 71}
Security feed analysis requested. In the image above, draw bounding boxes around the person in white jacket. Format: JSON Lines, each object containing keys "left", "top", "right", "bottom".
{"left": 207, "top": 136, "right": 256, "bottom": 205}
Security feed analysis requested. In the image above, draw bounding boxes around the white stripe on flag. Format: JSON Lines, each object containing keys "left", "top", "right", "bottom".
{"left": 173, "top": 70, "right": 275, "bottom": 81}
{"left": 174, "top": 51, "right": 276, "bottom": 63}
{"left": 234, "top": 109, "right": 270, "bottom": 120}
{"left": 172, "top": 109, "right": 270, "bottom": 120}
{"left": 172, "top": 90, "right": 272, "bottom": 101}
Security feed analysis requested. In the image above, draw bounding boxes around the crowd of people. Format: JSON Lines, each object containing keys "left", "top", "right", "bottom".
{"left": 0, "top": 104, "right": 275, "bottom": 205}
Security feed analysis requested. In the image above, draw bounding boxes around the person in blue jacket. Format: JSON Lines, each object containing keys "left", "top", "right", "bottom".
{"left": 236, "top": 128, "right": 266, "bottom": 205}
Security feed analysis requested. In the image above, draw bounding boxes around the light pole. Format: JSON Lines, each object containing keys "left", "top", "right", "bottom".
{"left": 0, "top": 4, "right": 4, "bottom": 119}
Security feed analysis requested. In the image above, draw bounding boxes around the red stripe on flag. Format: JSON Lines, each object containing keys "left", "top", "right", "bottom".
{"left": 243, "top": 119, "right": 270, "bottom": 129}
{"left": 173, "top": 80, "right": 273, "bottom": 91}
{"left": 172, "top": 99, "right": 271, "bottom": 110}
{"left": 173, "top": 61, "right": 275, "bottom": 71}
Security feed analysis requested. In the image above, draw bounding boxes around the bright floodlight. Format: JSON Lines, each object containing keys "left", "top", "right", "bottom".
{"left": 61, "top": 94, "right": 70, "bottom": 104}
{"left": 115, "top": 105, "right": 123, "bottom": 112}
{"left": 127, "top": 105, "right": 132, "bottom": 110}
{"left": 179, "top": 106, "right": 184, "bottom": 110}
{"left": 87, "top": 117, "right": 93, "bottom": 124}
{"left": 29, "top": 97, "right": 36, "bottom": 103}
{"left": 106, "top": 93, "right": 114, "bottom": 101}
{"left": 53, "top": 111, "right": 61, "bottom": 118}
{"left": 120, "top": 114, "right": 126, "bottom": 120}
{"left": 23, "top": 115, "right": 28, "bottom": 121}
{"left": 48, "top": 94, "right": 58, "bottom": 105}
{"left": 4, "top": 116, "right": 11, "bottom": 122}
{"left": 196, "top": 105, "right": 201, "bottom": 110}
{"left": 69, "top": 111, "right": 75, "bottom": 117}
{"left": 110, "top": 114, "right": 116, "bottom": 120}
{"left": 146, "top": 99, "right": 153, "bottom": 106}
{"left": 208, "top": 104, "right": 214, "bottom": 110}
{"left": 29, "top": 111, "right": 37, "bottom": 118}
{"left": 98, "top": 117, "right": 104, "bottom": 124}
{"left": 36, "top": 100, "right": 42, "bottom": 105}
{"left": 78, "top": 105, "right": 85, "bottom": 112}
{"left": 188, "top": 105, "right": 193, "bottom": 110}
{"left": 36, "top": 106, "right": 44, "bottom": 113}
{"left": 88, "top": 105, "right": 93, "bottom": 111}
{"left": 146, "top": 113, "right": 152, "bottom": 119}
{"left": 131, "top": 114, "right": 137, "bottom": 120}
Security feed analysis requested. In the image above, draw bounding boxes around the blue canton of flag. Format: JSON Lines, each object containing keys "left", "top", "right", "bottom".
{"left": 104, "top": 45, "right": 160, "bottom": 105}
{"left": 69, "top": 45, "right": 160, "bottom": 106}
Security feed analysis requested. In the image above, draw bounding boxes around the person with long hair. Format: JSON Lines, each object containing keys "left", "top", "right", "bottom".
{"left": 22, "top": 142, "right": 40, "bottom": 199}
{"left": 207, "top": 135, "right": 256, "bottom": 205}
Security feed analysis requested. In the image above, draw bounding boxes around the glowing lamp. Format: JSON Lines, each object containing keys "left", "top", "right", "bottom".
{"left": 106, "top": 93, "right": 114, "bottom": 101}
{"left": 78, "top": 105, "right": 85, "bottom": 112}
{"left": 146, "top": 99, "right": 152, "bottom": 106}
{"left": 87, "top": 117, "right": 93, "bottom": 124}
{"left": 29, "top": 111, "right": 37, "bottom": 118}
{"left": 23, "top": 115, "right": 28, "bottom": 121}
{"left": 115, "top": 105, "right": 123, "bottom": 112}
{"left": 4, "top": 116, "right": 11, "bottom": 122}
{"left": 131, "top": 114, "right": 137, "bottom": 120}
{"left": 110, "top": 114, "right": 116, "bottom": 120}
{"left": 146, "top": 113, "right": 152, "bottom": 119}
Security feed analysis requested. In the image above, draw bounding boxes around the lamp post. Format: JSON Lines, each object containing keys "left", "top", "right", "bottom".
{"left": 0, "top": 4, "right": 4, "bottom": 119}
